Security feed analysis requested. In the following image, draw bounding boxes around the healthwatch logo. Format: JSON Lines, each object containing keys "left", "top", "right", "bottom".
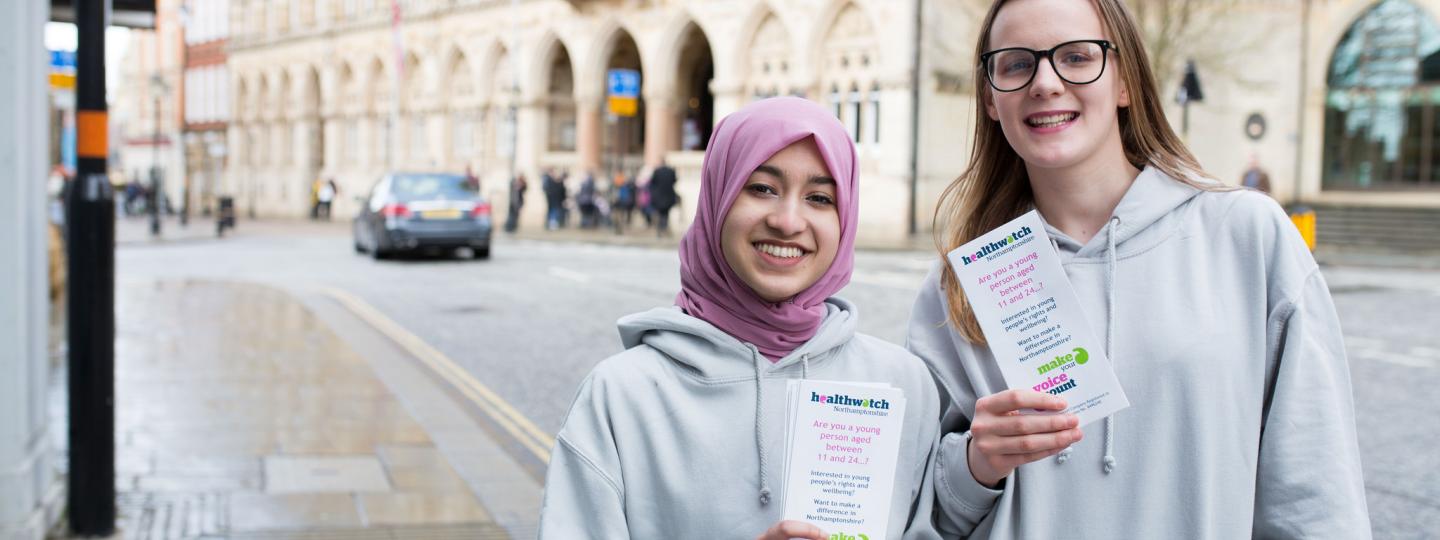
{"left": 959, "top": 226, "right": 1033, "bottom": 265}
{"left": 811, "top": 392, "right": 891, "bottom": 410}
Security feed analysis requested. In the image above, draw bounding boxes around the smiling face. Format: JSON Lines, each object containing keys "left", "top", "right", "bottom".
{"left": 720, "top": 137, "right": 841, "bottom": 303}
{"left": 985, "top": 0, "right": 1130, "bottom": 173}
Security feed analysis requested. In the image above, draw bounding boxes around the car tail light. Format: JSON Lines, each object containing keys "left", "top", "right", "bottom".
{"left": 381, "top": 203, "right": 410, "bottom": 218}
{"left": 471, "top": 202, "right": 491, "bottom": 218}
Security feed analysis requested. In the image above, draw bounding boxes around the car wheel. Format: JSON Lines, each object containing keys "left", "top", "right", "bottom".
{"left": 474, "top": 246, "right": 490, "bottom": 260}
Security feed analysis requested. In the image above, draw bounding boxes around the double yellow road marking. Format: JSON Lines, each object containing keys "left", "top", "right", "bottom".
{"left": 322, "top": 287, "right": 555, "bottom": 463}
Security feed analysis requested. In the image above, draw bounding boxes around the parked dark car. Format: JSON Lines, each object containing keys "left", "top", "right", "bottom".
{"left": 353, "top": 172, "right": 492, "bottom": 259}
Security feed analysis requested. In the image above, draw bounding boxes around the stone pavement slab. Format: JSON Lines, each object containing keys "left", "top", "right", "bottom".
{"left": 54, "top": 280, "right": 514, "bottom": 539}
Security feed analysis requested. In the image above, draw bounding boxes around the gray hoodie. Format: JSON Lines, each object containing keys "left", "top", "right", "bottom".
{"left": 907, "top": 167, "right": 1371, "bottom": 539}
{"left": 540, "top": 298, "right": 944, "bottom": 539}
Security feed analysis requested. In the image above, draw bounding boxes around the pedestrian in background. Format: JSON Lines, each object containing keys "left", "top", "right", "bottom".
{"left": 543, "top": 169, "right": 566, "bottom": 230}
{"left": 309, "top": 178, "right": 323, "bottom": 220}
{"left": 1241, "top": 154, "right": 1272, "bottom": 195}
{"left": 464, "top": 165, "right": 480, "bottom": 192}
{"left": 577, "top": 172, "right": 599, "bottom": 229}
{"left": 316, "top": 178, "right": 337, "bottom": 220}
{"left": 124, "top": 179, "right": 141, "bottom": 216}
{"left": 539, "top": 97, "right": 942, "bottom": 540}
{"left": 907, "top": 0, "right": 1369, "bottom": 538}
{"left": 505, "top": 173, "right": 527, "bottom": 233}
{"left": 648, "top": 159, "right": 678, "bottom": 237}
{"left": 637, "top": 169, "right": 654, "bottom": 228}
{"left": 611, "top": 170, "right": 637, "bottom": 234}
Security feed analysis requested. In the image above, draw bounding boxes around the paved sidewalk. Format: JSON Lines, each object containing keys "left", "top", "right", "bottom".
{"left": 114, "top": 215, "right": 358, "bottom": 246}
{"left": 114, "top": 215, "right": 230, "bottom": 246}
{"left": 53, "top": 280, "right": 519, "bottom": 538}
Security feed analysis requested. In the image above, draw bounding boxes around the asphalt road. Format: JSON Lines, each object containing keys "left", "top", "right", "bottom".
{"left": 117, "top": 218, "right": 1440, "bottom": 539}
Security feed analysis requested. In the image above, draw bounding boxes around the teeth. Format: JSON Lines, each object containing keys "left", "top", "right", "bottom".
{"left": 756, "top": 243, "right": 804, "bottom": 259}
{"left": 1027, "top": 112, "right": 1078, "bottom": 127}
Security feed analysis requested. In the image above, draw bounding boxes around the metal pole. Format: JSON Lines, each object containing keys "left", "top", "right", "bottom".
{"left": 68, "top": 0, "right": 117, "bottom": 533}
{"left": 151, "top": 93, "right": 162, "bottom": 236}
{"left": 179, "top": 23, "right": 189, "bottom": 226}
{"left": 907, "top": 0, "right": 924, "bottom": 237}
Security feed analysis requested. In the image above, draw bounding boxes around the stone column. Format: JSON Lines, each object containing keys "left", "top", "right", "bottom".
{"left": 0, "top": 0, "right": 61, "bottom": 537}
{"left": 709, "top": 78, "right": 746, "bottom": 127}
{"left": 643, "top": 93, "right": 678, "bottom": 167}
{"left": 575, "top": 92, "right": 603, "bottom": 176}
{"left": 514, "top": 98, "right": 545, "bottom": 197}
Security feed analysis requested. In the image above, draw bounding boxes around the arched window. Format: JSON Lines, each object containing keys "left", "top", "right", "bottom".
{"left": 546, "top": 45, "right": 576, "bottom": 152}
{"left": 745, "top": 13, "right": 792, "bottom": 101}
{"left": 848, "top": 83, "right": 862, "bottom": 143}
{"left": 867, "top": 82, "right": 881, "bottom": 144}
{"left": 449, "top": 52, "right": 478, "bottom": 162}
{"left": 1323, "top": 0, "right": 1440, "bottom": 189}
{"left": 820, "top": 4, "right": 879, "bottom": 146}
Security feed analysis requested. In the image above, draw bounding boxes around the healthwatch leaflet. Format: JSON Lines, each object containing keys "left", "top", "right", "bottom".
{"left": 945, "top": 210, "right": 1129, "bottom": 427}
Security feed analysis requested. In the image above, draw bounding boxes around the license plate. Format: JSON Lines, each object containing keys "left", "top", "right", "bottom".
{"left": 421, "top": 209, "right": 463, "bottom": 220}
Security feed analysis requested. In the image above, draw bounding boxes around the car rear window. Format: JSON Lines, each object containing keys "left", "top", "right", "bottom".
{"left": 390, "top": 174, "right": 479, "bottom": 201}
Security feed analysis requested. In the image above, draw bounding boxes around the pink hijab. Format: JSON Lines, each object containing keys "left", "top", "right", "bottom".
{"left": 676, "top": 97, "right": 859, "bottom": 361}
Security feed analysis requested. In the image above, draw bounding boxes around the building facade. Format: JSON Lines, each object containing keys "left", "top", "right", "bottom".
{"left": 226, "top": 0, "right": 960, "bottom": 242}
{"left": 224, "top": 0, "right": 1440, "bottom": 244}
{"left": 184, "top": 0, "right": 233, "bottom": 216}
{"left": 113, "top": 0, "right": 187, "bottom": 212}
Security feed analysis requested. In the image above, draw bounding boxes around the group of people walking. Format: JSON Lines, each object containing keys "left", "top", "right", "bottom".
{"left": 536, "top": 0, "right": 1371, "bottom": 538}
{"left": 505, "top": 163, "right": 680, "bottom": 237}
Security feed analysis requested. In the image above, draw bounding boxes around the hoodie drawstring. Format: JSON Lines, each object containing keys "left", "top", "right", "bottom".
{"left": 1102, "top": 216, "right": 1120, "bottom": 474}
{"left": 1056, "top": 216, "right": 1122, "bottom": 474}
{"left": 752, "top": 347, "right": 771, "bottom": 506}
{"left": 752, "top": 351, "right": 812, "bottom": 506}
{"left": 1055, "top": 232, "right": 1075, "bottom": 466}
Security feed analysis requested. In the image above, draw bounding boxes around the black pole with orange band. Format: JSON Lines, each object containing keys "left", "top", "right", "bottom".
{"left": 67, "top": 0, "right": 117, "bottom": 534}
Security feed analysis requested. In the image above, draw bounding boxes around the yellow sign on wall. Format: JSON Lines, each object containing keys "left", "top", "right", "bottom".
{"left": 50, "top": 73, "right": 76, "bottom": 90}
{"left": 608, "top": 96, "right": 637, "bottom": 117}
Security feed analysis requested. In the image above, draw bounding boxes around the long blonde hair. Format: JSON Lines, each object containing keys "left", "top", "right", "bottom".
{"left": 934, "top": 0, "right": 1215, "bottom": 345}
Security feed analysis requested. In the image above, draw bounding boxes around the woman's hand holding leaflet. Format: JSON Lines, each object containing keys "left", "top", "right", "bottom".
{"left": 968, "top": 389, "right": 1084, "bottom": 488}
{"left": 755, "top": 520, "right": 827, "bottom": 540}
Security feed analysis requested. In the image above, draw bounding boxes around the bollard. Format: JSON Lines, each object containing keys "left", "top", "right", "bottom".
{"left": 1287, "top": 205, "right": 1316, "bottom": 252}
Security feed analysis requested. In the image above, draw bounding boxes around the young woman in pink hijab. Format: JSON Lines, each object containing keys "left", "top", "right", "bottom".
{"left": 539, "top": 97, "right": 943, "bottom": 540}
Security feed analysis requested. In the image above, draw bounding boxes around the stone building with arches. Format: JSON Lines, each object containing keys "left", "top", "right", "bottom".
{"left": 226, "top": 0, "right": 978, "bottom": 242}
{"left": 224, "top": 0, "right": 1440, "bottom": 248}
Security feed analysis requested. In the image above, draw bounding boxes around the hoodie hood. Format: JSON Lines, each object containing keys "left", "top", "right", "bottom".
{"left": 1045, "top": 165, "right": 1209, "bottom": 258}
{"left": 619, "top": 297, "right": 859, "bottom": 379}
{"left": 617, "top": 296, "right": 888, "bottom": 508}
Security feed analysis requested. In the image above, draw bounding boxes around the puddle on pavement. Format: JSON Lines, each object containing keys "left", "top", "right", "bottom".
{"left": 85, "top": 279, "right": 502, "bottom": 538}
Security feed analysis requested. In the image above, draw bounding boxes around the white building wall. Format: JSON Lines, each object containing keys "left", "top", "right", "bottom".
{"left": 0, "top": 0, "right": 61, "bottom": 537}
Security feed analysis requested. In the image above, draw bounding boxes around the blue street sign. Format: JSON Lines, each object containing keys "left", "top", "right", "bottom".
{"left": 50, "top": 50, "right": 77, "bottom": 72}
{"left": 607, "top": 69, "right": 640, "bottom": 98}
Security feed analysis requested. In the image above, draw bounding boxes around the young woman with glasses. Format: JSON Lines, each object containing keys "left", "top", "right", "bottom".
{"left": 906, "top": 0, "right": 1371, "bottom": 537}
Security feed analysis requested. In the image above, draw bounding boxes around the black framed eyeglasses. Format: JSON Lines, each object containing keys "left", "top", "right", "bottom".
{"left": 980, "top": 39, "right": 1117, "bottom": 93}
